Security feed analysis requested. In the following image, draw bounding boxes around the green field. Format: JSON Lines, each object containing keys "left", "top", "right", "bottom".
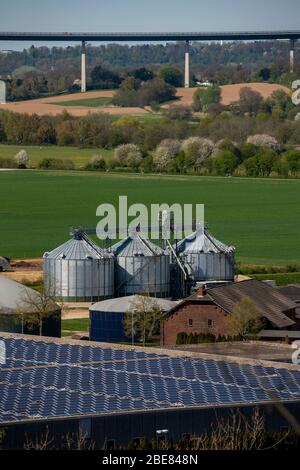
{"left": 0, "top": 170, "right": 300, "bottom": 265}
{"left": 0, "top": 144, "right": 114, "bottom": 168}
{"left": 50, "top": 97, "right": 113, "bottom": 107}
{"left": 61, "top": 318, "right": 89, "bottom": 336}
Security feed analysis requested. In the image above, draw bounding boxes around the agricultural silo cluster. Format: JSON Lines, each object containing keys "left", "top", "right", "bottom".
{"left": 43, "top": 232, "right": 114, "bottom": 302}
{"left": 43, "top": 226, "right": 235, "bottom": 302}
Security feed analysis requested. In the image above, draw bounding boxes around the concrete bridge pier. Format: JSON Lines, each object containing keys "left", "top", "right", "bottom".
{"left": 184, "top": 41, "right": 190, "bottom": 88}
{"left": 290, "top": 39, "right": 296, "bottom": 74}
{"left": 81, "top": 40, "right": 86, "bottom": 92}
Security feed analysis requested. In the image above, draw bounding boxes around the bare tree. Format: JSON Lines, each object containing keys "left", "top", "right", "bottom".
{"left": 16, "top": 284, "right": 60, "bottom": 336}
{"left": 225, "top": 297, "right": 263, "bottom": 339}
{"left": 123, "top": 294, "right": 164, "bottom": 346}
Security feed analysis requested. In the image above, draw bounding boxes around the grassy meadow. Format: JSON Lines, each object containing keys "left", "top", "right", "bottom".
{"left": 0, "top": 169, "right": 300, "bottom": 266}
{"left": 0, "top": 144, "right": 114, "bottom": 168}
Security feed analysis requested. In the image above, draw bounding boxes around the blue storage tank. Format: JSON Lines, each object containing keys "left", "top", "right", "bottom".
{"left": 90, "top": 295, "right": 176, "bottom": 343}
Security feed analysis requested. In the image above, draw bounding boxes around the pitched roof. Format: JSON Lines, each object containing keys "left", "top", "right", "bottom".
{"left": 207, "top": 280, "right": 296, "bottom": 329}
{"left": 278, "top": 285, "right": 300, "bottom": 302}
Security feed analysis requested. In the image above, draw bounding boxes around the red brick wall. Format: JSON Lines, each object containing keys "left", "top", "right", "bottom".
{"left": 162, "top": 302, "right": 229, "bottom": 346}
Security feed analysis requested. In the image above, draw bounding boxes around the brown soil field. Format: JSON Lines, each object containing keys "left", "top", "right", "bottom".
{"left": 175, "top": 83, "right": 290, "bottom": 107}
{"left": 0, "top": 90, "right": 148, "bottom": 116}
{"left": 220, "top": 82, "right": 290, "bottom": 106}
{"left": 0, "top": 83, "right": 290, "bottom": 117}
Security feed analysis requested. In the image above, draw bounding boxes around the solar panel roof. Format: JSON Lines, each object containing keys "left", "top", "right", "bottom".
{"left": 1, "top": 334, "right": 300, "bottom": 424}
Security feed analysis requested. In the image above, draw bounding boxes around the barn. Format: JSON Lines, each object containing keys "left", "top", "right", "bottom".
{"left": 1, "top": 333, "right": 300, "bottom": 449}
{"left": 0, "top": 277, "right": 61, "bottom": 337}
{"left": 161, "top": 280, "right": 300, "bottom": 346}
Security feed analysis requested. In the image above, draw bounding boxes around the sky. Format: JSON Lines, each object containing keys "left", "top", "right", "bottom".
{"left": 0, "top": 0, "right": 300, "bottom": 50}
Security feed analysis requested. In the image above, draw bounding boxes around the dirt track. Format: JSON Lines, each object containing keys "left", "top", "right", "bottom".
{"left": 0, "top": 83, "right": 290, "bottom": 117}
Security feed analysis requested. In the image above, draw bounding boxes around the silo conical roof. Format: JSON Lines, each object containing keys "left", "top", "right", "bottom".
{"left": 43, "top": 233, "right": 109, "bottom": 260}
{"left": 176, "top": 228, "right": 234, "bottom": 254}
{"left": 111, "top": 234, "right": 165, "bottom": 257}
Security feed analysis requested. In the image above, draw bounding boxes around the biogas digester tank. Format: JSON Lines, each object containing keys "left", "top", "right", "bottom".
{"left": 43, "top": 233, "right": 114, "bottom": 302}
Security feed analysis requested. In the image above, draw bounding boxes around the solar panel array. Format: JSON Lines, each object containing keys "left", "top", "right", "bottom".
{"left": 1, "top": 336, "right": 300, "bottom": 424}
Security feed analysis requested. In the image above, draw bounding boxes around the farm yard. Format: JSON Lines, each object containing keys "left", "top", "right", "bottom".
{"left": 0, "top": 170, "right": 300, "bottom": 266}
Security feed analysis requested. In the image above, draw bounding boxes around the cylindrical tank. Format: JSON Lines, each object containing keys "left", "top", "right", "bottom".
{"left": 89, "top": 295, "right": 177, "bottom": 343}
{"left": 111, "top": 234, "right": 170, "bottom": 297}
{"left": 175, "top": 228, "right": 235, "bottom": 282}
{"left": 43, "top": 233, "right": 114, "bottom": 302}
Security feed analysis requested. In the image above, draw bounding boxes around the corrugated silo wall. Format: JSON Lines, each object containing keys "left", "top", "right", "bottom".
{"left": 90, "top": 310, "right": 129, "bottom": 343}
{"left": 44, "top": 257, "right": 114, "bottom": 302}
{"left": 184, "top": 253, "right": 234, "bottom": 282}
{"left": 3, "top": 402, "right": 300, "bottom": 449}
{"left": 115, "top": 255, "right": 170, "bottom": 298}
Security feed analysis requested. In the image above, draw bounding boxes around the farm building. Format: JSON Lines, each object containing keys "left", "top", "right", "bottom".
{"left": 111, "top": 234, "right": 170, "bottom": 298}
{"left": 0, "top": 257, "right": 12, "bottom": 272}
{"left": 175, "top": 226, "right": 235, "bottom": 284}
{"left": 1, "top": 333, "right": 300, "bottom": 449}
{"left": 43, "top": 232, "right": 114, "bottom": 302}
{"left": 278, "top": 284, "right": 300, "bottom": 304}
{"left": 90, "top": 295, "right": 177, "bottom": 343}
{"left": 0, "top": 277, "right": 61, "bottom": 337}
{"left": 161, "top": 280, "right": 300, "bottom": 346}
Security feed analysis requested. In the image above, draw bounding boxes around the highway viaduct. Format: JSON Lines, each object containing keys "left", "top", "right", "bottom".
{"left": 1, "top": 31, "right": 300, "bottom": 92}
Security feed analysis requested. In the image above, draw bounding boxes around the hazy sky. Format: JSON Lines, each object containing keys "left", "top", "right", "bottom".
{"left": 1, "top": 0, "right": 300, "bottom": 50}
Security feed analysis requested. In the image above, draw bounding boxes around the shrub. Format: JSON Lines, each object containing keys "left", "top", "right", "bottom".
{"left": 212, "top": 150, "right": 239, "bottom": 176}
{"left": 192, "top": 86, "right": 221, "bottom": 112}
{"left": 114, "top": 144, "right": 142, "bottom": 168}
{"left": 38, "top": 158, "right": 75, "bottom": 170}
{"left": 164, "top": 104, "right": 192, "bottom": 121}
{"left": 85, "top": 155, "right": 106, "bottom": 171}
{"left": 14, "top": 149, "right": 29, "bottom": 168}
{"left": 181, "top": 137, "right": 214, "bottom": 170}
{"left": 247, "top": 134, "right": 279, "bottom": 150}
{"left": 0, "top": 157, "right": 18, "bottom": 169}
{"left": 153, "top": 139, "right": 181, "bottom": 171}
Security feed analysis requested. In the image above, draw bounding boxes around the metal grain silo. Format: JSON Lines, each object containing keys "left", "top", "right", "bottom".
{"left": 176, "top": 227, "right": 235, "bottom": 282}
{"left": 43, "top": 232, "right": 114, "bottom": 302}
{"left": 111, "top": 234, "right": 170, "bottom": 297}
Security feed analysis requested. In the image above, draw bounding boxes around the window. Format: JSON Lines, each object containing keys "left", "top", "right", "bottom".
{"left": 188, "top": 319, "right": 193, "bottom": 326}
{"left": 208, "top": 319, "right": 213, "bottom": 328}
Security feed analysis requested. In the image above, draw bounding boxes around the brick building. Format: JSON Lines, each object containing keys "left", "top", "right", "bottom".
{"left": 161, "top": 279, "right": 300, "bottom": 345}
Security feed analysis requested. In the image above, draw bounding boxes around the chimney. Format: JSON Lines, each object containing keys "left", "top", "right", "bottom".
{"left": 196, "top": 286, "right": 206, "bottom": 297}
